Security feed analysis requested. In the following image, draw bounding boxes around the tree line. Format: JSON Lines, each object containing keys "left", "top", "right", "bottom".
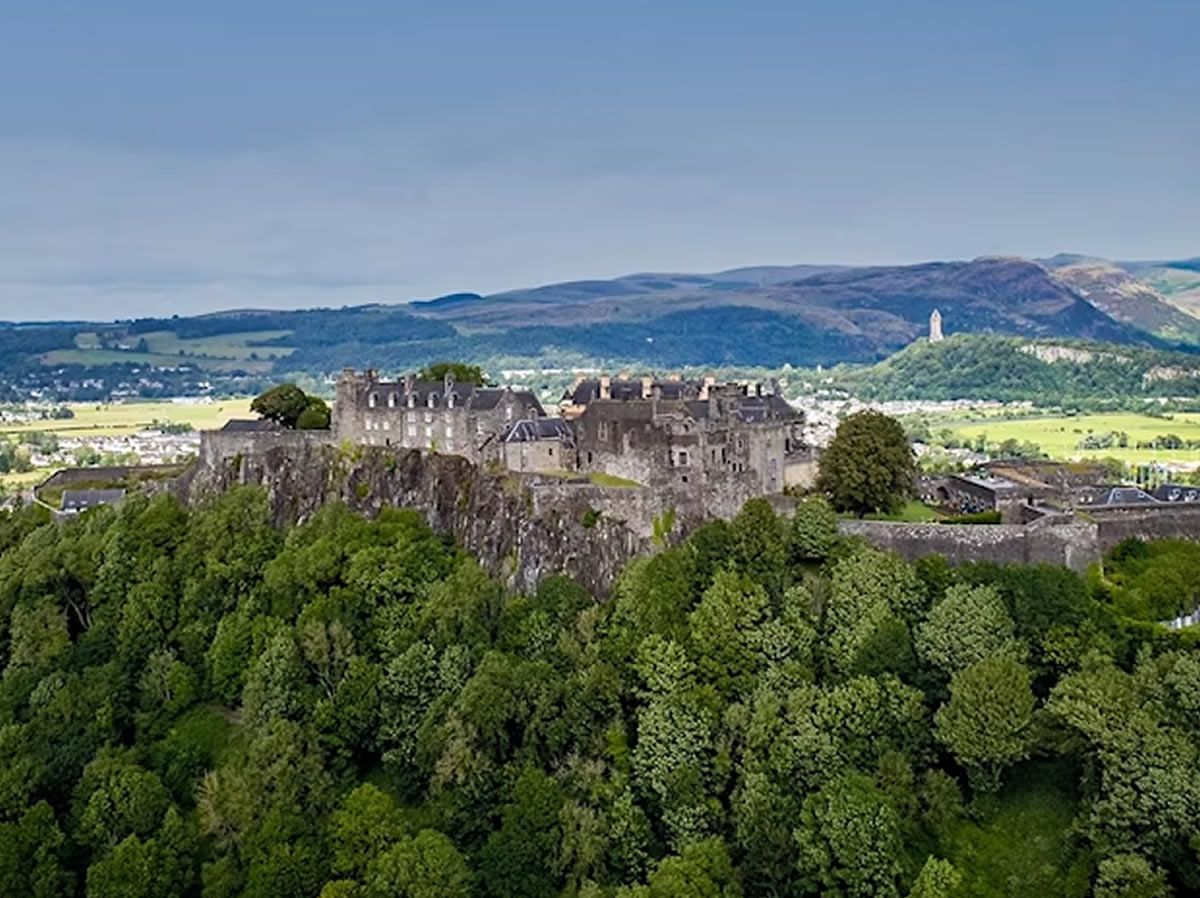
{"left": 0, "top": 489, "right": 1197, "bottom": 897}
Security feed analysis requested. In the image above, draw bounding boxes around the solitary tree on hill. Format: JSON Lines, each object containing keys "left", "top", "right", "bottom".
{"left": 817, "top": 411, "right": 915, "bottom": 516}
{"left": 251, "top": 383, "right": 330, "bottom": 430}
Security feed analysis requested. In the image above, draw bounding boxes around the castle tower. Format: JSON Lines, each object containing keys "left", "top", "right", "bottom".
{"left": 929, "top": 308, "right": 944, "bottom": 343}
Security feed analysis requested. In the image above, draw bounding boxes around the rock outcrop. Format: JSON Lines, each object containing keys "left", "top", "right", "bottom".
{"left": 184, "top": 441, "right": 650, "bottom": 597}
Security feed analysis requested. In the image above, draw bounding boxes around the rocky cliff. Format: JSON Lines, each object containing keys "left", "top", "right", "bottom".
{"left": 184, "top": 441, "right": 653, "bottom": 596}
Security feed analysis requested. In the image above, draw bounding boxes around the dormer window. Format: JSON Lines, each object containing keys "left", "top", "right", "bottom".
{"left": 427, "top": 393, "right": 437, "bottom": 408}
{"left": 368, "top": 392, "right": 378, "bottom": 408}
{"left": 407, "top": 394, "right": 415, "bottom": 408}
{"left": 387, "top": 393, "right": 396, "bottom": 408}
{"left": 447, "top": 392, "right": 455, "bottom": 409}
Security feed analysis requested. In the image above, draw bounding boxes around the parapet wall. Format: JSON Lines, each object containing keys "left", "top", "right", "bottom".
{"left": 199, "top": 429, "right": 337, "bottom": 468}
{"left": 838, "top": 518, "right": 1101, "bottom": 573}
{"left": 1091, "top": 503, "right": 1200, "bottom": 551}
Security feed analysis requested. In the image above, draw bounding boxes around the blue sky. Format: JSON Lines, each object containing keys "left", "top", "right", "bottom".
{"left": 1, "top": 1, "right": 1197, "bottom": 319}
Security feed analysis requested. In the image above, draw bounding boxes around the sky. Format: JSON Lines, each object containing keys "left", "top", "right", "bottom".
{"left": 1, "top": 0, "right": 1197, "bottom": 320}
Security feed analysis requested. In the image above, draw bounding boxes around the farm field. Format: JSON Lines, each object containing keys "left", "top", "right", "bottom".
{"left": 42, "top": 347, "right": 275, "bottom": 374}
{"left": 941, "top": 411, "right": 1200, "bottom": 465}
{"left": 44, "top": 329, "right": 294, "bottom": 374}
{"left": 138, "top": 329, "right": 295, "bottom": 360}
{"left": 0, "top": 398, "right": 254, "bottom": 438}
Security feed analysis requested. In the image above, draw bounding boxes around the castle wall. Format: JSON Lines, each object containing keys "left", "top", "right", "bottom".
{"left": 838, "top": 518, "right": 1101, "bottom": 573}
{"left": 1091, "top": 503, "right": 1200, "bottom": 551}
{"left": 199, "top": 429, "right": 337, "bottom": 469}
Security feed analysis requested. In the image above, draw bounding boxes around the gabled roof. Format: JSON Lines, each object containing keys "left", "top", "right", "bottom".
{"left": 503, "top": 417, "right": 575, "bottom": 443}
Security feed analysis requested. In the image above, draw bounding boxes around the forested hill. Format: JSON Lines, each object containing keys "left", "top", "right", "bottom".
{"left": 832, "top": 334, "right": 1200, "bottom": 404}
{"left": 1, "top": 488, "right": 1198, "bottom": 897}
{"left": 6, "top": 254, "right": 1200, "bottom": 401}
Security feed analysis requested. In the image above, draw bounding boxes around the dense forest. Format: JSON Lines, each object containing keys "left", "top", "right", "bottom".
{"left": 1, "top": 490, "right": 1199, "bottom": 897}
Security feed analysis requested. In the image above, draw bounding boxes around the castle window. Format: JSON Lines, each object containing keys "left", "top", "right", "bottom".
{"left": 677, "top": 450, "right": 689, "bottom": 467}
{"left": 387, "top": 393, "right": 396, "bottom": 408}
{"left": 383, "top": 420, "right": 390, "bottom": 431}
{"left": 425, "top": 425, "right": 433, "bottom": 439}
{"left": 407, "top": 394, "right": 415, "bottom": 408}
{"left": 368, "top": 392, "right": 378, "bottom": 408}
{"left": 598, "top": 421, "right": 609, "bottom": 440}
{"left": 424, "top": 411, "right": 433, "bottom": 424}
{"left": 548, "top": 447, "right": 554, "bottom": 457}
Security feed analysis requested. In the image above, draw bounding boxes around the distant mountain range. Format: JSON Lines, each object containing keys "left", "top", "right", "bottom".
{"left": 405, "top": 255, "right": 1200, "bottom": 364}
{"left": 5, "top": 254, "right": 1200, "bottom": 399}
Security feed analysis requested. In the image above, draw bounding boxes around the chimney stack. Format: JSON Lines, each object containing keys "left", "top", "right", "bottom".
{"left": 599, "top": 375, "right": 611, "bottom": 400}
{"left": 641, "top": 375, "right": 653, "bottom": 399}
{"left": 699, "top": 375, "right": 716, "bottom": 401}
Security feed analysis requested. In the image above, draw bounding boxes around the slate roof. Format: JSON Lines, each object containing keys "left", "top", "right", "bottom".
{"left": 1153, "top": 483, "right": 1200, "bottom": 503}
{"left": 367, "top": 380, "right": 543, "bottom": 414}
{"left": 221, "top": 418, "right": 282, "bottom": 432}
{"left": 1085, "top": 486, "right": 1158, "bottom": 506}
{"left": 502, "top": 417, "right": 575, "bottom": 443}
{"left": 567, "top": 379, "right": 695, "bottom": 404}
{"left": 566, "top": 378, "right": 798, "bottom": 423}
{"left": 61, "top": 489, "right": 126, "bottom": 512}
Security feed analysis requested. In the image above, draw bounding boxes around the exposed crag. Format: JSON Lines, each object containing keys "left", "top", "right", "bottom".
{"left": 184, "top": 441, "right": 656, "bottom": 596}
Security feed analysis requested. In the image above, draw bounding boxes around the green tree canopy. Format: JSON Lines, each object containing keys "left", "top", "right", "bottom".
{"left": 416, "top": 362, "right": 489, "bottom": 386}
{"left": 251, "top": 383, "right": 330, "bottom": 430}
{"left": 817, "top": 411, "right": 916, "bottom": 516}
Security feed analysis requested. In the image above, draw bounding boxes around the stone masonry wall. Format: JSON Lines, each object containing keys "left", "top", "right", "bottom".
{"left": 839, "top": 518, "right": 1101, "bottom": 573}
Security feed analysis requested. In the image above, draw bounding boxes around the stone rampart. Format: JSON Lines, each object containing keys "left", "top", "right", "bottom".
{"left": 838, "top": 518, "right": 1100, "bottom": 573}
{"left": 199, "top": 428, "right": 337, "bottom": 468}
{"left": 1090, "top": 503, "right": 1200, "bottom": 551}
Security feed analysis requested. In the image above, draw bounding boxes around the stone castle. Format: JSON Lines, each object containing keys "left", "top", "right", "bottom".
{"left": 321, "top": 368, "right": 812, "bottom": 493}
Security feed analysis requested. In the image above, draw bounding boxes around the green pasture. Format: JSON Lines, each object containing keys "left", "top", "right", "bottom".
{"left": 0, "top": 399, "right": 254, "bottom": 438}
{"left": 138, "top": 329, "right": 295, "bottom": 360}
{"left": 941, "top": 411, "right": 1200, "bottom": 464}
{"left": 47, "top": 330, "right": 293, "bottom": 373}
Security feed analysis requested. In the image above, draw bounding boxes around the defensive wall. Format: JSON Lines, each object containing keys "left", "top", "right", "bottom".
{"left": 1088, "top": 502, "right": 1200, "bottom": 551}
{"left": 839, "top": 517, "right": 1100, "bottom": 573}
{"left": 198, "top": 428, "right": 338, "bottom": 468}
